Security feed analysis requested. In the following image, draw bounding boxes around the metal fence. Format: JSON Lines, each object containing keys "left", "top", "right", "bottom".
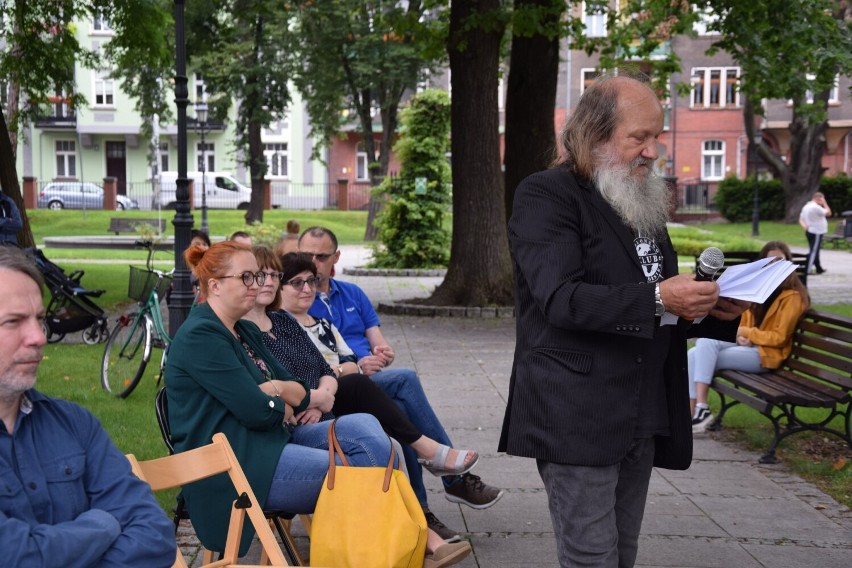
{"left": 30, "top": 179, "right": 376, "bottom": 212}
{"left": 675, "top": 182, "right": 713, "bottom": 212}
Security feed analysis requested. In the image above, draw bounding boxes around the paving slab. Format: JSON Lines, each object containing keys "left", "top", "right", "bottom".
{"left": 177, "top": 244, "right": 852, "bottom": 567}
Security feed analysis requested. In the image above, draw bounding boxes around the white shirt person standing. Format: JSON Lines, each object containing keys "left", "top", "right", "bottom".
{"left": 799, "top": 191, "right": 831, "bottom": 274}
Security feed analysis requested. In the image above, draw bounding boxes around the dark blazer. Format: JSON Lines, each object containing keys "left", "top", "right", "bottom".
{"left": 166, "top": 303, "right": 309, "bottom": 554}
{"left": 498, "top": 166, "right": 737, "bottom": 470}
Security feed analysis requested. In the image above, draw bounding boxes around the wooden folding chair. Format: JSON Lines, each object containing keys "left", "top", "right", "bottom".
{"left": 154, "top": 387, "right": 308, "bottom": 566}
{"left": 127, "top": 433, "right": 291, "bottom": 568}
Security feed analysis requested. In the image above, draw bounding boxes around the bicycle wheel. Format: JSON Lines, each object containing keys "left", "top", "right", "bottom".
{"left": 101, "top": 312, "right": 151, "bottom": 398}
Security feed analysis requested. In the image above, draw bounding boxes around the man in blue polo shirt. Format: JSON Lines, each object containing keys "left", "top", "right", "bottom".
{"left": 300, "top": 226, "right": 504, "bottom": 543}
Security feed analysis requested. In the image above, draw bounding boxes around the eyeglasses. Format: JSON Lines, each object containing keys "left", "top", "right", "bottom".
{"left": 284, "top": 276, "right": 320, "bottom": 290}
{"left": 219, "top": 271, "right": 267, "bottom": 287}
{"left": 260, "top": 271, "right": 284, "bottom": 282}
{"left": 305, "top": 251, "right": 336, "bottom": 262}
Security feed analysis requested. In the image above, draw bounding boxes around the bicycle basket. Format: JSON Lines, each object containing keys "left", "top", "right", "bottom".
{"left": 128, "top": 266, "right": 173, "bottom": 302}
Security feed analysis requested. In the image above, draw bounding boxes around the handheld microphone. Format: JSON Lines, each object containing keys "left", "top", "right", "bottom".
{"left": 678, "top": 247, "right": 725, "bottom": 329}
{"left": 695, "top": 247, "right": 725, "bottom": 282}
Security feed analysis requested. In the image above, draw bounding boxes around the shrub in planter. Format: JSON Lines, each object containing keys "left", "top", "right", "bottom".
{"left": 371, "top": 90, "right": 451, "bottom": 269}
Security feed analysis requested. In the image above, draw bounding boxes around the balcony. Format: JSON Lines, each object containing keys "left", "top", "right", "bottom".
{"left": 35, "top": 102, "right": 76, "bottom": 129}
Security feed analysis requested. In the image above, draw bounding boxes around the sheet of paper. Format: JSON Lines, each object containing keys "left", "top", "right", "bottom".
{"left": 658, "top": 257, "right": 798, "bottom": 326}
{"left": 716, "top": 258, "right": 797, "bottom": 303}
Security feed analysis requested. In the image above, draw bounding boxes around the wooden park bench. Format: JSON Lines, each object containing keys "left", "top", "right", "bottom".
{"left": 107, "top": 217, "right": 165, "bottom": 235}
{"left": 708, "top": 309, "right": 852, "bottom": 463}
{"left": 694, "top": 249, "right": 809, "bottom": 287}
{"left": 823, "top": 219, "right": 850, "bottom": 249}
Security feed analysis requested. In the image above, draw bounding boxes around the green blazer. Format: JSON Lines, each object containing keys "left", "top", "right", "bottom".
{"left": 165, "top": 303, "right": 309, "bottom": 555}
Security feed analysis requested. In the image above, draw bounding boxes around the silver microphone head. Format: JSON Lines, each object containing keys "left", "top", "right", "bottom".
{"left": 697, "top": 247, "right": 725, "bottom": 278}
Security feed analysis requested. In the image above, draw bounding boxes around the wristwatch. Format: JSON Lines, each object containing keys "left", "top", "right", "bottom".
{"left": 654, "top": 283, "right": 666, "bottom": 317}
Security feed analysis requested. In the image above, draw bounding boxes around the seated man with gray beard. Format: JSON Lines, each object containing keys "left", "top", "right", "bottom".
{"left": 499, "top": 72, "right": 747, "bottom": 568}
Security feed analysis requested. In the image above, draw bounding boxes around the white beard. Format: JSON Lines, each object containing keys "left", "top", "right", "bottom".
{"left": 594, "top": 146, "right": 670, "bottom": 238}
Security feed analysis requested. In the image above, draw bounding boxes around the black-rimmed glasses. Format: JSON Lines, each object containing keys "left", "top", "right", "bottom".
{"left": 219, "top": 271, "right": 267, "bottom": 287}
{"left": 284, "top": 276, "right": 320, "bottom": 290}
{"left": 260, "top": 271, "right": 284, "bottom": 282}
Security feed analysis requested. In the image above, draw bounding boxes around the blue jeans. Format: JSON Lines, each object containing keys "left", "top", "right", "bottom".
{"left": 538, "top": 438, "right": 656, "bottom": 568}
{"left": 687, "top": 338, "right": 768, "bottom": 399}
{"left": 265, "top": 413, "right": 392, "bottom": 513}
{"left": 370, "top": 367, "right": 454, "bottom": 508}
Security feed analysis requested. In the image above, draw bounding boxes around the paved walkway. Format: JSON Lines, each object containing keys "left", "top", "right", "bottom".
{"left": 174, "top": 246, "right": 852, "bottom": 566}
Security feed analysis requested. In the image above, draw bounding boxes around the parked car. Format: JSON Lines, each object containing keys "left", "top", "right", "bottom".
{"left": 154, "top": 172, "right": 252, "bottom": 210}
{"left": 38, "top": 182, "right": 139, "bottom": 211}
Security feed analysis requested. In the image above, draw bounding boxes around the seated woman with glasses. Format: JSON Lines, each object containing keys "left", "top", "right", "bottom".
{"left": 165, "top": 241, "right": 394, "bottom": 558}
{"left": 242, "top": 248, "right": 474, "bottom": 567}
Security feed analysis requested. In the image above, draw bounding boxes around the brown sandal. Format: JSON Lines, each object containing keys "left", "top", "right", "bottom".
{"left": 423, "top": 541, "right": 471, "bottom": 568}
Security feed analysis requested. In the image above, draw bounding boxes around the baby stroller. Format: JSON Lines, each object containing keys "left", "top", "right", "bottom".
{"left": 27, "top": 248, "right": 109, "bottom": 344}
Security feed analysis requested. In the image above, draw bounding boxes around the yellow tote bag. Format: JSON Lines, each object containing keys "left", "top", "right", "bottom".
{"left": 310, "top": 420, "right": 427, "bottom": 568}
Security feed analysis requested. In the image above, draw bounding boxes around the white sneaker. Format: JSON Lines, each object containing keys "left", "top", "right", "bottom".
{"left": 691, "top": 407, "right": 714, "bottom": 433}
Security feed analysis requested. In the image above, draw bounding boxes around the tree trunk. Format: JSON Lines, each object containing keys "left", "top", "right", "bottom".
{"left": 782, "top": 102, "right": 828, "bottom": 222}
{"left": 0, "top": 108, "right": 33, "bottom": 247}
{"left": 363, "top": 99, "right": 399, "bottom": 241}
{"left": 503, "top": 0, "right": 563, "bottom": 222}
{"left": 245, "top": 118, "right": 265, "bottom": 224}
{"left": 429, "top": 0, "right": 512, "bottom": 306}
{"left": 743, "top": 96, "right": 828, "bottom": 223}
{"left": 244, "top": 15, "right": 266, "bottom": 224}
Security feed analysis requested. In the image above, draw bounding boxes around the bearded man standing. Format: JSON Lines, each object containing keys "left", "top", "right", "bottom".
{"left": 498, "top": 74, "right": 746, "bottom": 568}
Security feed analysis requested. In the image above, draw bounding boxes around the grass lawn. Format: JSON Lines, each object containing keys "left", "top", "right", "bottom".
{"left": 28, "top": 208, "right": 369, "bottom": 245}
{"left": 38, "top": 342, "right": 178, "bottom": 511}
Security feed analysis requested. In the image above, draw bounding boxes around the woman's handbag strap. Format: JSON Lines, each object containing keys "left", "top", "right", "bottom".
{"left": 325, "top": 419, "right": 397, "bottom": 492}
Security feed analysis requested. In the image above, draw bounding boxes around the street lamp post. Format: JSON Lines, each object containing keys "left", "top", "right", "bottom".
{"left": 169, "top": 0, "right": 194, "bottom": 337}
{"left": 195, "top": 101, "right": 209, "bottom": 235}
{"left": 751, "top": 131, "right": 763, "bottom": 237}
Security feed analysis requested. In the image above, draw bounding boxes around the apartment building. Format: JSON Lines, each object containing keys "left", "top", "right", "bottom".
{"left": 16, "top": 12, "right": 327, "bottom": 211}
{"left": 567, "top": 2, "right": 852, "bottom": 211}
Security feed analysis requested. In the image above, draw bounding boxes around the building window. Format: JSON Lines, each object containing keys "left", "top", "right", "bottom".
{"left": 583, "top": 2, "right": 607, "bottom": 38}
{"left": 356, "top": 143, "right": 369, "bottom": 181}
{"left": 92, "top": 10, "right": 112, "bottom": 33}
{"left": 159, "top": 142, "right": 169, "bottom": 174}
{"left": 804, "top": 73, "right": 840, "bottom": 104}
{"left": 580, "top": 68, "right": 601, "bottom": 94}
{"left": 264, "top": 143, "right": 288, "bottom": 177}
{"left": 56, "top": 140, "right": 76, "bottom": 177}
{"left": 691, "top": 67, "right": 739, "bottom": 109}
{"left": 196, "top": 142, "right": 215, "bottom": 172}
{"left": 93, "top": 71, "right": 114, "bottom": 106}
{"left": 701, "top": 140, "right": 725, "bottom": 181}
{"left": 195, "top": 72, "right": 208, "bottom": 103}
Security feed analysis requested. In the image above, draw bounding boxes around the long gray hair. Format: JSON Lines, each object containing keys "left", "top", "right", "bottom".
{"left": 553, "top": 72, "right": 653, "bottom": 179}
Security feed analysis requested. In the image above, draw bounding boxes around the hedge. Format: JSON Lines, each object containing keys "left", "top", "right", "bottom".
{"left": 715, "top": 175, "right": 852, "bottom": 222}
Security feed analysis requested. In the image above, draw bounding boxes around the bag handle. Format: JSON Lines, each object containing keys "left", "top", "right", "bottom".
{"left": 326, "top": 419, "right": 396, "bottom": 492}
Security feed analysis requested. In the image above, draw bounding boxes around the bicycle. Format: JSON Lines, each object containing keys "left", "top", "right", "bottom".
{"left": 101, "top": 240, "right": 173, "bottom": 398}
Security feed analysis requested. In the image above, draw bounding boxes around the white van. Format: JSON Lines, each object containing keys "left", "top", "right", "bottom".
{"left": 154, "top": 172, "right": 252, "bottom": 210}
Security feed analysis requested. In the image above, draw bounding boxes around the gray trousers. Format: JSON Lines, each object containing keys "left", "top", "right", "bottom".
{"left": 537, "top": 437, "right": 656, "bottom": 568}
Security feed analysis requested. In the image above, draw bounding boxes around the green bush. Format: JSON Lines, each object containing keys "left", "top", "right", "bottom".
{"left": 715, "top": 174, "right": 852, "bottom": 222}
{"left": 714, "top": 177, "right": 785, "bottom": 222}
{"left": 819, "top": 174, "right": 852, "bottom": 214}
{"left": 371, "top": 90, "right": 452, "bottom": 268}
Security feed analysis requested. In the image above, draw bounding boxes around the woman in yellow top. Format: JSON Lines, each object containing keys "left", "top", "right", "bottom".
{"left": 688, "top": 241, "right": 810, "bottom": 432}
